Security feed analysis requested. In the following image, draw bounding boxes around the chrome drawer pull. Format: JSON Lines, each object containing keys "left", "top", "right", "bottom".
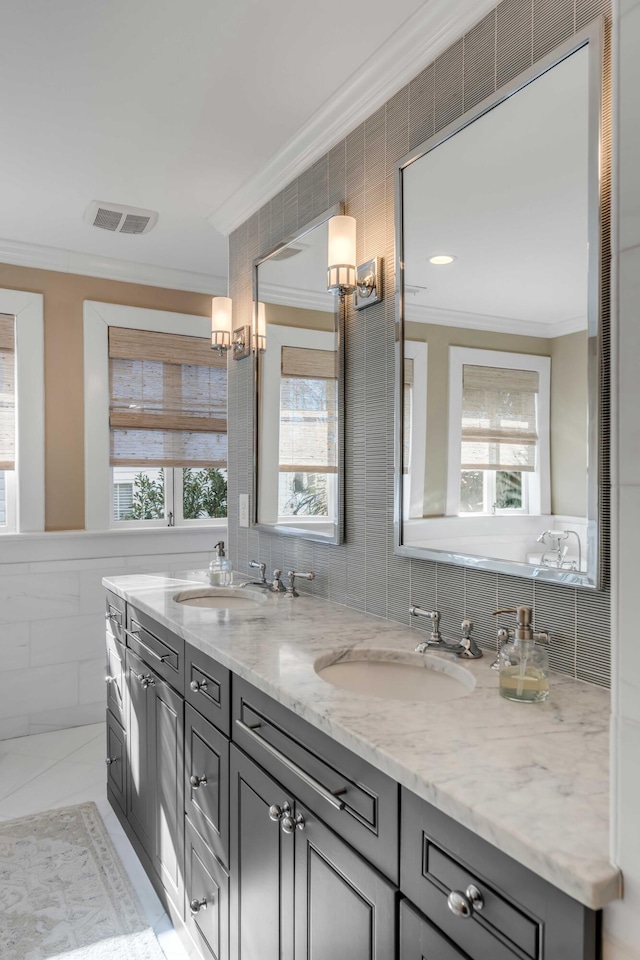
{"left": 190, "top": 897, "right": 208, "bottom": 916}
{"left": 269, "top": 802, "right": 291, "bottom": 822}
{"left": 190, "top": 679, "right": 208, "bottom": 693}
{"left": 447, "top": 885, "right": 484, "bottom": 919}
{"left": 125, "top": 628, "right": 171, "bottom": 665}
{"left": 282, "top": 812, "right": 305, "bottom": 834}
{"left": 105, "top": 757, "right": 118, "bottom": 765}
{"left": 236, "top": 719, "right": 346, "bottom": 811}
{"left": 136, "top": 673, "right": 156, "bottom": 689}
{"left": 105, "top": 611, "right": 122, "bottom": 625}
{"left": 190, "top": 774, "right": 208, "bottom": 789}
{"left": 105, "top": 675, "right": 116, "bottom": 683}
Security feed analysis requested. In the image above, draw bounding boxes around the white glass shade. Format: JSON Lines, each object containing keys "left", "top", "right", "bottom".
{"left": 211, "top": 296, "right": 233, "bottom": 336}
{"left": 327, "top": 216, "right": 356, "bottom": 271}
{"left": 256, "top": 301, "right": 266, "bottom": 338}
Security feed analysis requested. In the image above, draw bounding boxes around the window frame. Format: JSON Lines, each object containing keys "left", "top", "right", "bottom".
{"left": 83, "top": 302, "right": 227, "bottom": 532}
{"left": 0, "top": 289, "right": 45, "bottom": 534}
{"left": 446, "top": 346, "right": 551, "bottom": 518}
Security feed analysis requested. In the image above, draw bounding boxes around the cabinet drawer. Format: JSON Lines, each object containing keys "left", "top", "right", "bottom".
{"left": 106, "top": 711, "right": 126, "bottom": 815}
{"left": 105, "top": 630, "right": 126, "bottom": 727}
{"left": 185, "top": 704, "right": 230, "bottom": 868}
{"left": 185, "top": 817, "right": 229, "bottom": 960}
{"left": 401, "top": 788, "right": 598, "bottom": 960}
{"left": 126, "top": 606, "right": 184, "bottom": 693}
{"left": 105, "top": 590, "right": 125, "bottom": 645}
{"left": 232, "top": 677, "right": 399, "bottom": 884}
{"left": 400, "top": 899, "right": 470, "bottom": 960}
{"left": 186, "top": 644, "right": 231, "bottom": 737}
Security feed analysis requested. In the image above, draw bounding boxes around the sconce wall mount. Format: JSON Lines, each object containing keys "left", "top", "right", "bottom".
{"left": 354, "top": 257, "right": 383, "bottom": 310}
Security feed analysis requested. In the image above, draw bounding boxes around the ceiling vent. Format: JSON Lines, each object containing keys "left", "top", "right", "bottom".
{"left": 84, "top": 201, "right": 158, "bottom": 235}
{"left": 272, "top": 243, "right": 306, "bottom": 261}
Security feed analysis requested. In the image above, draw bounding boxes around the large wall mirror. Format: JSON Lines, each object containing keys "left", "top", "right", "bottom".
{"left": 395, "top": 23, "right": 605, "bottom": 587}
{"left": 253, "top": 205, "right": 344, "bottom": 543}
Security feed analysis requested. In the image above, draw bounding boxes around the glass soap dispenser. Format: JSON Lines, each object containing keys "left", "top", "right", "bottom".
{"left": 494, "top": 605, "right": 550, "bottom": 703}
{"left": 209, "top": 541, "right": 233, "bottom": 587}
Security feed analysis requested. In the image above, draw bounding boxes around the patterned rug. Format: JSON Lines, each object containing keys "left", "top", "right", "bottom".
{"left": 0, "top": 801, "right": 166, "bottom": 960}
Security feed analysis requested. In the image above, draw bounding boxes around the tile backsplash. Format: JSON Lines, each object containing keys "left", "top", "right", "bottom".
{"left": 227, "top": 0, "right": 611, "bottom": 687}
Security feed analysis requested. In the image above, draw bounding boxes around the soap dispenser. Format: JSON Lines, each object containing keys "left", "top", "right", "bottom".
{"left": 209, "top": 541, "right": 233, "bottom": 587}
{"left": 493, "top": 606, "right": 550, "bottom": 703}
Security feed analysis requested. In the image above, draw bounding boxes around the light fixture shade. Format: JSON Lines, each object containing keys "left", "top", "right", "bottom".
{"left": 211, "top": 296, "right": 232, "bottom": 350}
{"left": 256, "top": 301, "right": 266, "bottom": 339}
{"left": 327, "top": 215, "right": 357, "bottom": 295}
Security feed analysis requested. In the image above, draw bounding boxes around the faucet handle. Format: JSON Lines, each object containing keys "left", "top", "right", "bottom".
{"left": 461, "top": 619, "right": 473, "bottom": 640}
{"left": 249, "top": 560, "right": 267, "bottom": 583}
{"left": 271, "top": 569, "right": 286, "bottom": 593}
{"left": 285, "top": 570, "right": 315, "bottom": 598}
{"left": 492, "top": 607, "right": 517, "bottom": 616}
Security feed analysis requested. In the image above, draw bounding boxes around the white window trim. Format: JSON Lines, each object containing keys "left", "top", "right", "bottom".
{"left": 83, "top": 301, "right": 226, "bottom": 532}
{"left": 403, "top": 340, "right": 427, "bottom": 521}
{"left": 0, "top": 288, "right": 45, "bottom": 533}
{"left": 258, "top": 323, "right": 337, "bottom": 526}
{"left": 446, "top": 346, "right": 551, "bottom": 517}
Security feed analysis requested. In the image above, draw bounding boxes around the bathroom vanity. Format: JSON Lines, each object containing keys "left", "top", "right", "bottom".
{"left": 104, "top": 573, "right": 618, "bottom": 960}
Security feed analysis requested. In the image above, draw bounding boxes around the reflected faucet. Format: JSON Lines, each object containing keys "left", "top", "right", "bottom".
{"left": 536, "top": 529, "right": 582, "bottom": 572}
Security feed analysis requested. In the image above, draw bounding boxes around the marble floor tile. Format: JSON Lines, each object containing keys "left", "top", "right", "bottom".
{"left": 0, "top": 721, "right": 105, "bottom": 760}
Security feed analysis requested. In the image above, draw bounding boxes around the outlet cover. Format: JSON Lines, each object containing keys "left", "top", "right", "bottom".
{"left": 239, "top": 494, "right": 249, "bottom": 528}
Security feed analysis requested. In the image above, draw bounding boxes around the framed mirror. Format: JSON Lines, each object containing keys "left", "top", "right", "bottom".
{"left": 253, "top": 205, "right": 344, "bottom": 543}
{"left": 394, "top": 22, "right": 606, "bottom": 588}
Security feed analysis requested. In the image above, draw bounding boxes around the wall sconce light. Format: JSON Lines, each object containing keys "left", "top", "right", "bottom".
{"left": 327, "top": 215, "right": 357, "bottom": 301}
{"left": 255, "top": 301, "right": 266, "bottom": 353}
{"left": 327, "top": 215, "right": 383, "bottom": 309}
{"left": 211, "top": 296, "right": 232, "bottom": 354}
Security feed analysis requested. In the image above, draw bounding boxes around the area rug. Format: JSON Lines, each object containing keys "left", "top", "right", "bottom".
{"left": 0, "top": 801, "right": 166, "bottom": 960}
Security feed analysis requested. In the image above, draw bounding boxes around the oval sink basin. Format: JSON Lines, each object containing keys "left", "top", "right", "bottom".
{"left": 172, "top": 587, "right": 267, "bottom": 610}
{"left": 314, "top": 649, "right": 475, "bottom": 703}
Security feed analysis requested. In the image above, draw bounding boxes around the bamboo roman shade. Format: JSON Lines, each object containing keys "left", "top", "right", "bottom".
{"left": 279, "top": 345, "right": 338, "bottom": 474}
{"left": 0, "top": 315, "right": 15, "bottom": 471}
{"left": 108, "top": 327, "right": 227, "bottom": 468}
{"left": 461, "top": 364, "right": 539, "bottom": 472}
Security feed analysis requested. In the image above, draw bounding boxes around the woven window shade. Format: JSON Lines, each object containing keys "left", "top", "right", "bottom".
{"left": 279, "top": 345, "right": 338, "bottom": 474}
{"left": 108, "top": 327, "right": 227, "bottom": 468}
{"left": 0, "top": 315, "right": 15, "bottom": 471}
{"left": 461, "top": 364, "right": 539, "bottom": 472}
{"left": 403, "top": 358, "right": 414, "bottom": 474}
{"left": 281, "top": 345, "right": 338, "bottom": 380}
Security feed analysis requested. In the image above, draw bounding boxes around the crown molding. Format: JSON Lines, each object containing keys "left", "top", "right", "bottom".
{"left": 209, "top": 0, "right": 498, "bottom": 236}
{"left": 405, "top": 301, "right": 587, "bottom": 338}
{"left": 259, "top": 281, "right": 335, "bottom": 313}
{"left": 0, "top": 236, "right": 226, "bottom": 295}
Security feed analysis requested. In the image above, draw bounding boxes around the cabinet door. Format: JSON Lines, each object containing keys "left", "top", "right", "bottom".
{"left": 151, "top": 670, "right": 184, "bottom": 914}
{"left": 294, "top": 802, "right": 397, "bottom": 960}
{"left": 125, "top": 647, "right": 154, "bottom": 855}
{"left": 185, "top": 817, "right": 229, "bottom": 960}
{"left": 106, "top": 630, "right": 126, "bottom": 728}
{"left": 185, "top": 704, "right": 229, "bottom": 868}
{"left": 230, "top": 746, "right": 294, "bottom": 960}
{"left": 400, "top": 899, "right": 471, "bottom": 960}
{"left": 106, "top": 710, "right": 127, "bottom": 815}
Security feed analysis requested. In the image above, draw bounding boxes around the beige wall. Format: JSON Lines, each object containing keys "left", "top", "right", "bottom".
{"left": 405, "top": 322, "right": 588, "bottom": 517}
{"left": 264, "top": 302, "right": 334, "bottom": 332}
{"left": 0, "top": 263, "right": 214, "bottom": 531}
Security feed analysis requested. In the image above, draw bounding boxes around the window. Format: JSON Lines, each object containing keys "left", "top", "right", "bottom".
{"left": 447, "top": 348, "right": 550, "bottom": 517}
{"left": 108, "top": 327, "right": 227, "bottom": 527}
{"left": 278, "top": 346, "right": 337, "bottom": 520}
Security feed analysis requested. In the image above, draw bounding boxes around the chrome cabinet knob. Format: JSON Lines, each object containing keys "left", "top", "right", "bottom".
{"left": 268, "top": 802, "right": 291, "bottom": 822}
{"left": 189, "top": 897, "right": 208, "bottom": 916}
{"left": 105, "top": 757, "right": 118, "bottom": 765}
{"left": 447, "top": 885, "right": 484, "bottom": 919}
{"left": 105, "top": 675, "right": 115, "bottom": 683}
{"left": 281, "top": 813, "right": 305, "bottom": 834}
{"left": 190, "top": 774, "right": 208, "bottom": 789}
{"left": 190, "top": 679, "right": 207, "bottom": 693}
{"left": 137, "top": 673, "right": 155, "bottom": 689}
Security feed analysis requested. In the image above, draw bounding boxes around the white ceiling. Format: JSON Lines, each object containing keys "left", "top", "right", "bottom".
{"left": 0, "top": 0, "right": 454, "bottom": 289}
{"left": 403, "top": 47, "right": 590, "bottom": 337}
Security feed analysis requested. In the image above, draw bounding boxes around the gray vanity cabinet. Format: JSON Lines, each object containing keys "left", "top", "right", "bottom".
{"left": 230, "top": 745, "right": 294, "bottom": 960}
{"left": 400, "top": 899, "right": 470, "bottom": 959}
{"left": 124, "top": 646, "right": 185, "bottom": 916}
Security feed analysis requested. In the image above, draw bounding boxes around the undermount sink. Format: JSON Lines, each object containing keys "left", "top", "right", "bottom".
{"left": 172, "top": 586, "right": 267, "bottom": 610}
{"left": 314, "top": 648, "right": 475, "bottom": 703}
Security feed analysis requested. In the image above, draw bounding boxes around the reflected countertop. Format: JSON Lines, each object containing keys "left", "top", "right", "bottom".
{"left": 103, "top": 569, "right": 619, "bottom": 911}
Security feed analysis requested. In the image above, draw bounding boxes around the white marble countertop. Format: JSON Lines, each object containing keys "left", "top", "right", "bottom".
{"left": 104, "top": 569, "right": 620, "bottom": 911}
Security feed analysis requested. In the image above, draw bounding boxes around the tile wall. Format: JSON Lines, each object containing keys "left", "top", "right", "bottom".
{"left": 227, "top": 0, "right": 612, "bottom": 686}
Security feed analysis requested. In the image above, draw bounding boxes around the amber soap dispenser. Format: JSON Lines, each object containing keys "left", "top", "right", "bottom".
{"left": 494, "top": 605, "right": 550, "bottom": 703}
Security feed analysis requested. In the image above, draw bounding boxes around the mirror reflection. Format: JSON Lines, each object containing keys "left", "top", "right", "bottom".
{"left": 255, "top": 216, "right": 342, "bottom": 541}
{"left": 399, "top": 44, "right": 597, "bottom": 582}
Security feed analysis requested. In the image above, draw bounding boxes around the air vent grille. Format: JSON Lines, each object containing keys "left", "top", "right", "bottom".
{"left": 84, "top": 201, "right": 158, "bottom": 235}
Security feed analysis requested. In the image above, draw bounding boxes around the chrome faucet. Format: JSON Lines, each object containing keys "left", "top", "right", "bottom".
{"left": 409, "top": 607, "right": 483, "bottom": 659}
{"left": 536, "top": 529, "right": 582, "bottom": 572}
{"left": 285, "top": 570, "right": 315, "bottom": 598}
{"left": 270, "top": 569, "right": 286, "bottom": 593}
{"left": 239, "top": 560, "right": 270, "bottom": 589}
